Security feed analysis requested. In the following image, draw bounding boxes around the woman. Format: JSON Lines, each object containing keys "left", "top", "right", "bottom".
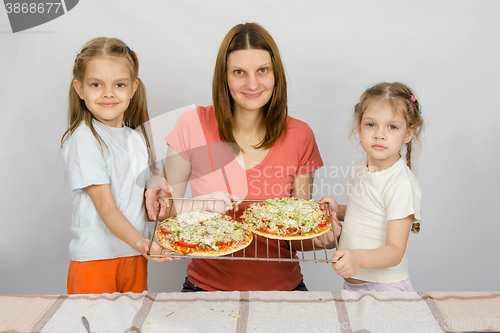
{"left": 146, "top": 22, "right": 331, "bottom": 291}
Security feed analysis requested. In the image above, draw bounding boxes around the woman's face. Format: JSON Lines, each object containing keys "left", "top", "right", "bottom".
{"left": 226, "top": 49, "right": 274, "bottom": 114}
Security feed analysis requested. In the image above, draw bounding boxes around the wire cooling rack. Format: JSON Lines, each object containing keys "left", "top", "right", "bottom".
{"left": 147, "top": 198, "right": 339, "bottom": 263}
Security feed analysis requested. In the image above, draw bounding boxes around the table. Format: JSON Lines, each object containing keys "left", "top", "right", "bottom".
{"left": 1, "top": 291, "right": 499, "bottom": 333}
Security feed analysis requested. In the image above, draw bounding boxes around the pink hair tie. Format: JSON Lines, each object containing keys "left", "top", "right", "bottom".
{"left": 410, "top": 95, "right": 416, "bottom": 103}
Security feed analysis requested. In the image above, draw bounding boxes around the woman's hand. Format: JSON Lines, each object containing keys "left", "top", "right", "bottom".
{"left": 331, "top": 248, "right": 362, "bottom": 278}
{"left": 145, "top": 176, "right": 172, "bottom": 220}
{"left": 197, "top": 192, "right": 242, "bottom": 214}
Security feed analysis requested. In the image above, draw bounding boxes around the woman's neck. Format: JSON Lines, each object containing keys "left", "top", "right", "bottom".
{"left": 232, "top": 108, "right": 266, "bottom": 147}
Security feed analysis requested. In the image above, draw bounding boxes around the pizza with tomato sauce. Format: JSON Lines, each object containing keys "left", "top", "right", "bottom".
{"left": 241, "top": 197, "right": 332, "bottom": 240}
{"left": 155, "top": 211, "right": 253, "bottom": 256}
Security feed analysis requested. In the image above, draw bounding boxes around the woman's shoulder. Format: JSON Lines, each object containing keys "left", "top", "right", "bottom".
{"left": 286, "top": 115, "right": 309, "bottom": 127}
{"left": 176, "top": 105, "right": 216, "bottom": 125}
{"left": 285, "top": 116, "right": 314, "bottom": 137}
{"left": 196, "top": 105, "right": 216, "bottom": 123}
{"left": 166, "top": 105, "right": 218, "bottom": 146}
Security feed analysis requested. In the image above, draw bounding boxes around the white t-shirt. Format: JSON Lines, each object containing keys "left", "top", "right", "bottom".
{"left": 339, "top": 157, "right": 422, "bottom": 283}
{"left": 62, "top": 120, "right": 150, "bottom": 261}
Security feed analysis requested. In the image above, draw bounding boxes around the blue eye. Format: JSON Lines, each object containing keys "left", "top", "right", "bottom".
{"left": 366, "top": 123, "right": 375, "bottom": 127}
{"left": 389, "top": 125, "right": 397, "bottom": 130}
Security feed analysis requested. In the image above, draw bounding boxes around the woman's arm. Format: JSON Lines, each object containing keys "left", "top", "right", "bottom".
{"left": 164, "top": 145, "right": 192, "bottom": 198}
{"left": 332, "top": 215, "right": 413, "bottom": 278}
{"left": 290, "top": 171, "right": 315, "bottom": 200}
{"left": 145, "top": 145, "right": 238, "bottom": 220}
{"left": 86, "top": 184, "right": 178, "bottom": 263}
{"left": 145, "top": 145, "right": 191, "bottom": 220}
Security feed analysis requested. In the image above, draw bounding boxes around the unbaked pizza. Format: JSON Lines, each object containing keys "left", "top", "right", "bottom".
{"left": 155, "top": 211, "right": 253, "bottom": 256}
{"left": 241, "top": 197, "right": 332, "bottom": 240}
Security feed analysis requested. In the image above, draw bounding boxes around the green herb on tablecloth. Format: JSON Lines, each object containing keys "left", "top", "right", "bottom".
{"left": 166, "top": 312, "right": 174, "bottom": 317}
{"left": 229, "top": 311, "right": 241, "bottom": 319}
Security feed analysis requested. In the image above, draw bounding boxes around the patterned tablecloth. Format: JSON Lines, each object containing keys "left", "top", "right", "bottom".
{"left": 0, "top": 291, "right": 499, "bottom": 333}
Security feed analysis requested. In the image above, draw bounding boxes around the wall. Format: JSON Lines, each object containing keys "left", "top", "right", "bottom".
{"left": 1, "top": 0, "right": 499, "bottom": 295}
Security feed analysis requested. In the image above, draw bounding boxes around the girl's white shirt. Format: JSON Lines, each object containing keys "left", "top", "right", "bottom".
{"left": 339, "top": 157, "right": 422, "bottom": 283}
{"left": 62, "top": 119, "right": 150, "bottom": 261}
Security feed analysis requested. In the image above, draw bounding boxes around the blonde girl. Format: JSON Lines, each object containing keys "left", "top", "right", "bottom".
{"left": 320, "top": 82, "right": 423, "bottom": 291}
{"left": 61, "top": 37, "right": 174, "bottom": 294}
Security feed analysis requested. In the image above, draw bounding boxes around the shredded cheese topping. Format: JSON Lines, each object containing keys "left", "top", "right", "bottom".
{"left": 158, "top": 211, "right": 248, "bottom": 251}
{"left": 241, "top": 197, "right": 328, "bottom": 235}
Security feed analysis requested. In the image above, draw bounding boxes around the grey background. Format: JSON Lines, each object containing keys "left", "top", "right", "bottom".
{"left": 1, "top": 0, "right": 499, "bottom": 295}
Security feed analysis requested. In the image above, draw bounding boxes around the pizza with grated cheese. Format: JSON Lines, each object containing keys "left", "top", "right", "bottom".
{"left": 155, "top": 211, "right": 253, "bottom": 256}
{"left": 241, "top": 197, "right": 332, "bottom": 240}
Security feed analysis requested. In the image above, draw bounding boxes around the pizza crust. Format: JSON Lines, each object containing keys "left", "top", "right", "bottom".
{"left": 157, "top": 235, "right": 252, "bottom": 257}
{"left": 251, "top": 223, "right": 331, "bottom": 240}
{"left": 183, "top": 234, "right": 253, "bottom": 256}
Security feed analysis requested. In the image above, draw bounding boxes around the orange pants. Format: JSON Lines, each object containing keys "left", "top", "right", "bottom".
{"left": 67, "top": 255, "right": 147, "bottom": 294}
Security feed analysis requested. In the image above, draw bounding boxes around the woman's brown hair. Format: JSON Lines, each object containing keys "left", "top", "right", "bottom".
{"left": 61, "top": 37, "right": 157, "bottom": 175}
{"left": 212, "top": 23, "right": 288, "bottom": 149}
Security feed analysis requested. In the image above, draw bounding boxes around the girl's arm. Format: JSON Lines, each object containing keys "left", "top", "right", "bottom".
{"left": 332, "top": 215, "right": 413, "bottom": 278}
{"left": 335, "top": 204, "right": 346, "bottom": 222}
{"left": 86, "top": 184, "right": 178, "bottom": 263}
{"left": 315, "top": 197, "right": 342, "bottom": 249}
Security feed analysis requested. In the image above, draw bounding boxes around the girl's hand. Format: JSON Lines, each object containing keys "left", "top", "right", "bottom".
{"left": 313, "top": 230, "right": 336, "bottom": 249}
{"left": 331, "top": 215, "right": 413, "bottom": 277}
{"left": 145, "top": 176, "right": 172, "bottom": 220}
{"left": 332, "top": 249, "right": 362, "bottom": 278}
{"left": 135, "top": 238, "right": 181, "bottom": 263}
{"left": 312, "top": 210, "right": 342, "bottom": 249}
{"left": 318, "top": 196, "right": 339, "bottom": 215}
